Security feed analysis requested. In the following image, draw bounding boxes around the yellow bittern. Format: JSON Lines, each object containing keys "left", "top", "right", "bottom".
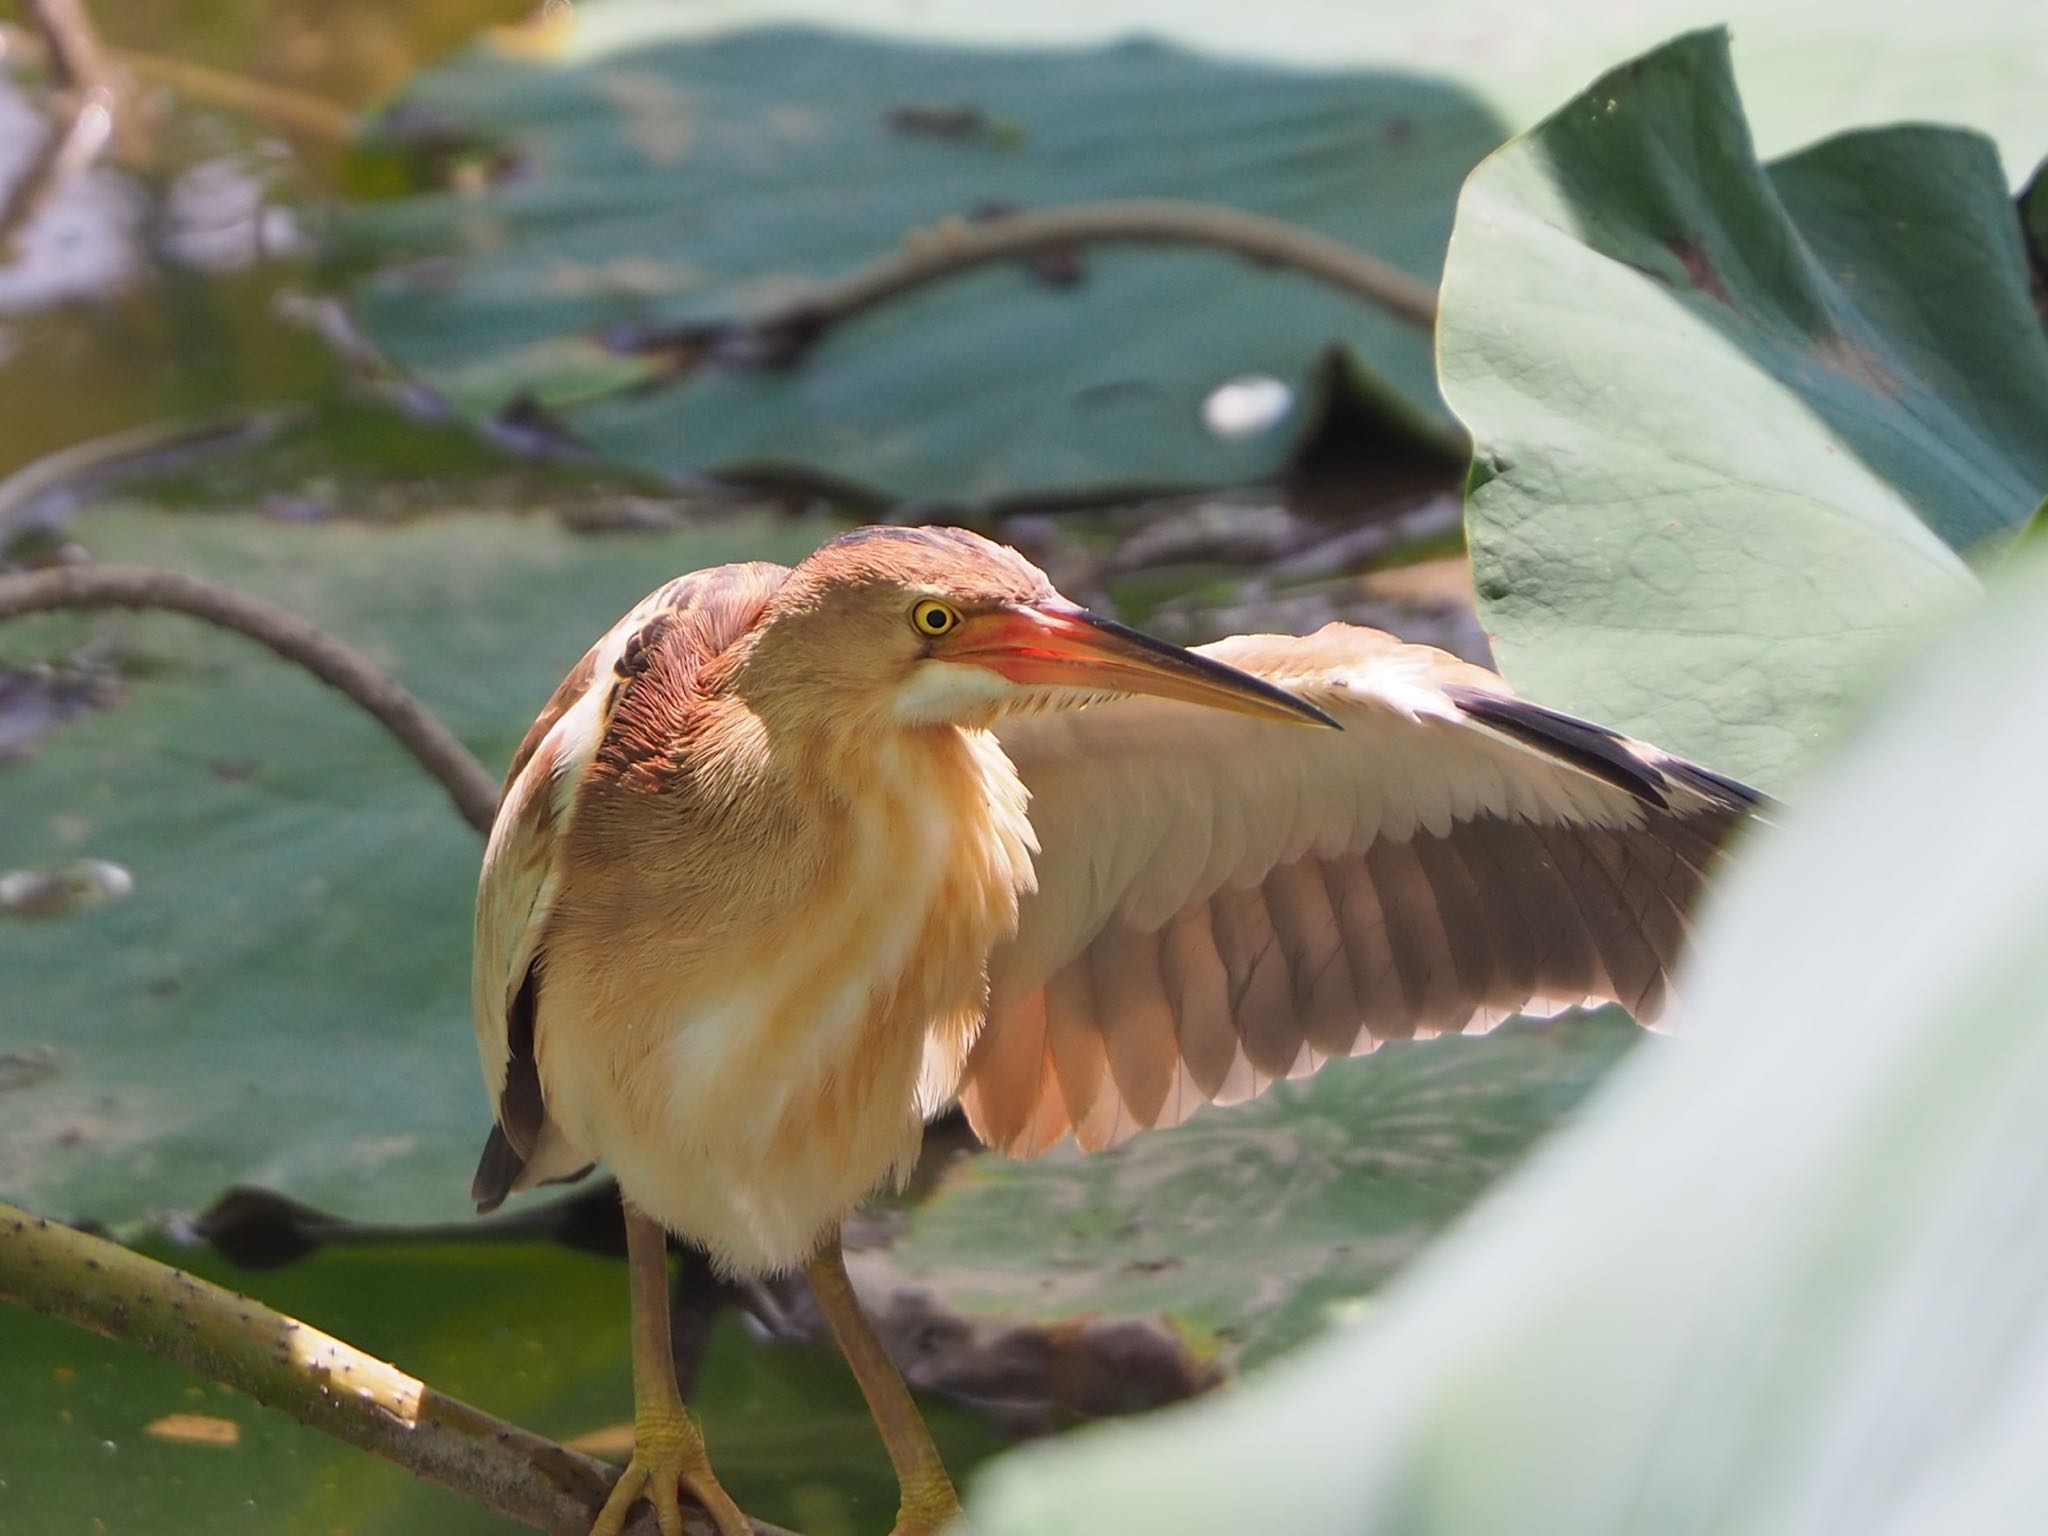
{"left": 470, "top": 525, "right": 1756, "bottom": 1535}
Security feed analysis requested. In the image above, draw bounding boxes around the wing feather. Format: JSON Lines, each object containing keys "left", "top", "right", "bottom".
{"left": 1262, "top": 858, "right": 1358, "bottom": 1056}
{"left": 1092, "top": 922, "right": 1179, "bottom": 1143}
{"left": 969, "top": 623, "right": 1762, "bottom": 1157}
{"left": 469, "top": 563, "right": 788, "bottom": 1208}
{"left": 1163, "top": 901, "right": 1240, "bottom": 1101}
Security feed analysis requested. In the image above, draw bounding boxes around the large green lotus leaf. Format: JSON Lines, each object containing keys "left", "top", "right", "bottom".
{"left": 0, "top": 509, "right": 826, "bottom": 1226}
{"left": 341, "top": 2, "right": 2046, "bottom": 506}
{"left": 887, "top": 1011, "right": 1636, "bottom": 1371}
{"left": 343, "top": 24, "right": 1497, "bottom": 504}
{"left": 965, "top": 451, "right": 2048, "bottom": 1536}
{"left": 0, "top": 1236, "right": 1005, "bottom": 1535}
{"left": 1440, "top": 31, "right": 2048, "bottom": 795}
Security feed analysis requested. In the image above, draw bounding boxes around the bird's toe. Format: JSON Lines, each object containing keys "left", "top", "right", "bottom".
{"left": 588, "top": 1415, "right": 752, "bottom": 1536}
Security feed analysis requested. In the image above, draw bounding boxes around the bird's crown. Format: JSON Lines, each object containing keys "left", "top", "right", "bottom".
{"left": 794, "top": 524, "right": 1053, "bottom": 609}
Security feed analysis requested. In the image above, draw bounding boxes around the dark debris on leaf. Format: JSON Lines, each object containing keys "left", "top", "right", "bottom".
{"left": 358, "top": 103, "right": 530, "bottom": 195}
{"left": 0, "top": 665, "right": 116, "bottom": 760}
{"left": 0, "top": 1046, "right": 61, "bottom": 1093}
{"left": 882, "top": 104, "right": 1025, "bottom": 148}
{"left": 970, "top": 202, "right": 1088, "bottom": 288}
{"left": 487, "top": 393, "right": 596, "bottom": 459}
{"left": 604, "top": 313, "right": 830, "bottom": 377}
{"left": 2020, "top": 167, "right": 2048, "bottom": 323}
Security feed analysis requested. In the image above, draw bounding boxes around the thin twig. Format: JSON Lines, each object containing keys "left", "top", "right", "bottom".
{"left": 20, "top": 0, "right": 113, "bottom": 97}
{"left": 0, "top": 564, "right": 500, "bottom": 834}
{"left": 0, "top": 1203, "right": 795, "bottom": 1536}
{"left": 0, "top": 0, "right": 126, "bottom": 255}
{"left": 0, "top": 409, "right": 301, "bottom": 538}
{"left": 648, "top": 199, "right": 1438, "bottom": 366}
{"left": 100, "top": 44, "right": 354, "bottom": 143}
{"left": 0, "top": 22, "right": 357, "bottom": 143}
{"left": 0, "top": 80, "right": 112, "bottom": 257}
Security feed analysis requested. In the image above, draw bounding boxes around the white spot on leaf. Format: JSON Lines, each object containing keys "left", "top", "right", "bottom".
{"left": 1202, "top": 375, "right": 1294, "bottom": 439}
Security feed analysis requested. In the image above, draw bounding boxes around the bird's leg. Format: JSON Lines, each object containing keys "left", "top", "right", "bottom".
{"left": 804, "top": 1229, "right": 960, "bottom": 1536}
{"left": 590, "top": 1205, "right": 753, "bottom": 1536}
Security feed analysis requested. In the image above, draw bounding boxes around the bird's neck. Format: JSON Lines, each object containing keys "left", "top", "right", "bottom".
{"left": 800, "top": 717, "right": 1037, "bottom": 886}
{"left": 808, "top": 714, "right": 1038, "bottom": 942}
{"left": 680, "top": 694, "right": 1039, "bottom": 925}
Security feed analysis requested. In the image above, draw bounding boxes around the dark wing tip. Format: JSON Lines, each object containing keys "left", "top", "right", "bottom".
{"left": 471, "top": 1123, "right": 523, "bottom": 1214}
{"left": 1442, "top": 684, "right": 1764, "bottom": 816}
{"left": 1662, "top": 757, "right": 1770, "bottom": 814}
{"left": 1443, "top": 685, "right": 1669, "bottom": 806}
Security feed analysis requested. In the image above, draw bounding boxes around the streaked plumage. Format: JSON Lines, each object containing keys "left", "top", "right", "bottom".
{"left": 966, "top": 628, "right": 1756, "bottom": 1155}
{"left": 467, "top": 524, "right": 1759, "bottom": 1536}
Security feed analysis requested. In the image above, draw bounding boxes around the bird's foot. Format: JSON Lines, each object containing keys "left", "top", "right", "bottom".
{"left": 589, "top": 1406, "right": 752, "bottom": 1536}
{"left": 886, "top": 1474, "right": 962, "bottom": 1536}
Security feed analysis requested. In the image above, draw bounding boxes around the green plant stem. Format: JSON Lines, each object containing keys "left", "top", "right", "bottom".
{"left": 735, "top": 198, "right": 1440, "bottom": 350}
{"left": 0, "top": 1203, "right": 796, "bottom": 1536}
{"left": 0, "top": 563, "right": 501, "bottom": 833}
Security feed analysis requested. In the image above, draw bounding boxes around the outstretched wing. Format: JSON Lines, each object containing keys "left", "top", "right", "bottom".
{"left": 967, "top": 625, "right": 1762, "bottom": 1157}
{"left": 469, "top": 562, "right": 789, "bottom": 1209}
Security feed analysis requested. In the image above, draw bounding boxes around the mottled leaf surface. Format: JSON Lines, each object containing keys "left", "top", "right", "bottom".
{"left": 344, "top": 24, "right": 1490, "bottom": 503}
{"left": 892, "top": 1012, "right": 1637, "bottom": 1370}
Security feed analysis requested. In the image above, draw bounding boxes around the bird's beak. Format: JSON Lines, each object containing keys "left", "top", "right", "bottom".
{"left": 941, "top": 604, "right": 1340, "bottom": 728}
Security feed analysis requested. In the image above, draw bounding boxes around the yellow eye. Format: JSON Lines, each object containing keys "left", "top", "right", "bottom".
{"left": 911, "top": 599, "right": 960, "bottom": 638}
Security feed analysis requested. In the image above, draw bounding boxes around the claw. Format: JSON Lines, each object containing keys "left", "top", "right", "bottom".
{"left": 587, "top": 1417, "right": 752, "bottom": 1536}
{"left": 652, "top": 1478, "right": 688, "bottom": 1536}
{"left": 589, "top": 1459, "right": 648, "bottom": 1536}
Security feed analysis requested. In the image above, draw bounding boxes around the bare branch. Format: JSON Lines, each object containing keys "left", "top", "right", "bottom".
{"left": 20, "top": 0, "right": 114, "bottom": 97}
{"left": 0, "top": 1202, "right": 795, "bottom": 1536}
{"left": 0, "top": 564, "right": 500, "bottom": 834}
{"left": 0, "top": 0, "right": 128, "bottom": 255}
{"left": 640, "top": 199, "right": 1438, "bottom": 367}
{"left": 0, "top": 21, "right": 357, "bottom": 144}
{"left": 0, "top": 80, "right": 112, "bottom": 258}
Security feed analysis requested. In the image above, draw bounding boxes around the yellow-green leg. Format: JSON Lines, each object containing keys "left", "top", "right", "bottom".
{"left": 590, "top": 1206, "right": 753, "bottom": 1536}
{"left": 805, "top": 1230, "right": 960, "bottom": 1536}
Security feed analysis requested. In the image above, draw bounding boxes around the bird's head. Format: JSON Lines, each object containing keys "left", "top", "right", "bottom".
{"left": 741, "top": 525, "right": 1336, "bottom": 733}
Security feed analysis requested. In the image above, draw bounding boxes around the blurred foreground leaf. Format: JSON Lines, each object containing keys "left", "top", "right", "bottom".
{"left": 966, "top": 466, "right": 2048, "bottom": 1536}
{"left": 1, "top": 1236, "right": 1004, "bottom": 1535}
{"left": 1440, "top": 31, "right": 2048, "bottom": 794}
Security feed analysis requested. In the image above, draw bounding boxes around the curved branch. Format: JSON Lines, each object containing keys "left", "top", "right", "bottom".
{"left": 754, "top": 198, "right": 1436, "bottom": 348}
{"left": 0, "top": 564, "right": 499, "bottom": 834}
{"left": 0, "top": 1203, "right": 793, "bottom": 1536}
